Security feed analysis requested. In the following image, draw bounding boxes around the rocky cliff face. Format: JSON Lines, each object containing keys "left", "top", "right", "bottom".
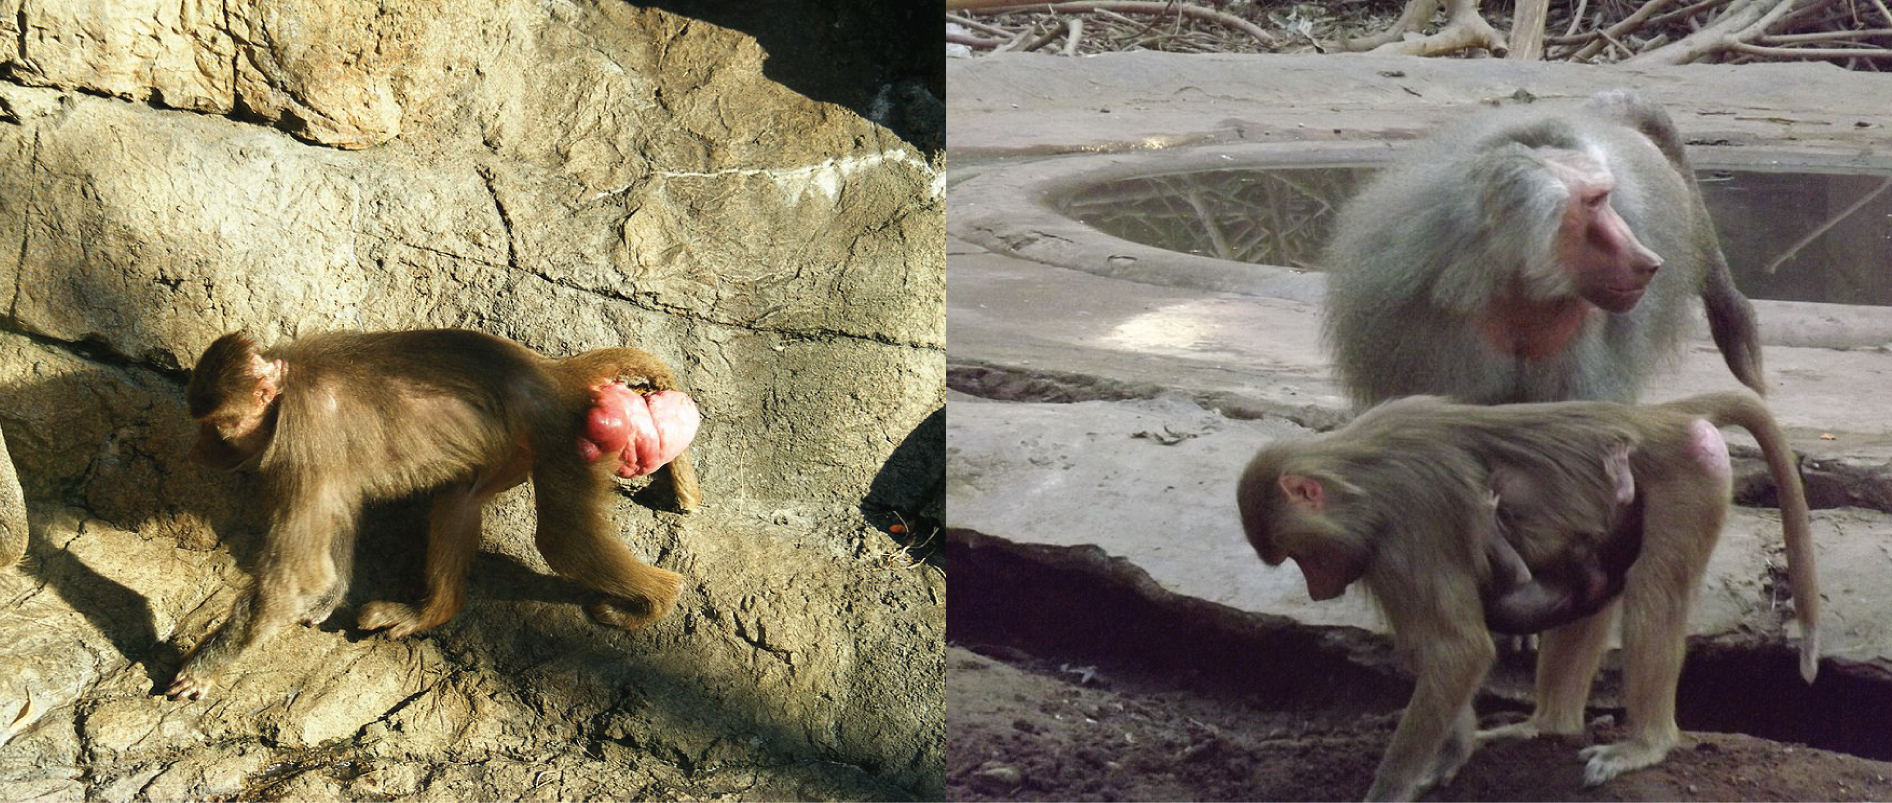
{"left": 0, "top": 1, "right": 943, "bottom": 799}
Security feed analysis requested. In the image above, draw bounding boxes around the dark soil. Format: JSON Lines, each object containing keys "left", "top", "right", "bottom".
{"left": 945, "top": 528, "right": 1892, "bottom": 801}
{"left": 947, "top": 645, "right": 1892, "bottom": 801}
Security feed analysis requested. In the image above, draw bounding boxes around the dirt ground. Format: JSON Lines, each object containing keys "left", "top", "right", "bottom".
{"left": 946, "top": 645, "right": 1892, "bottom": 801}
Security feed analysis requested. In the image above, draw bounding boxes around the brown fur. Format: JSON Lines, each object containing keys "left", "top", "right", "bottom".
{"left": 1481, "top": 441, "right": 1642, "bottom": 634}
{"left": 167, "top": 328, "right": 702, "bottom": 701}
{"left": 1236, "top": 391, "right": 1817, "bottom": 801}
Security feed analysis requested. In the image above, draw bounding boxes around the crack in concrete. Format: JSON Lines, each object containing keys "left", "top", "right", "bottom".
{"left": 477, "top": 164, "right": 939, "bottom": 351}
{"left": 6, "top": 126, "right": 37, "bottom": 321}
{"left": 356, "top": 230, "right": 508, "bottom": 271}
{"left": 476, "top": 165, "right": 520, "bottom": 275}
{"left": 11, "top": 5, "right": 28, "bottom": 78}
{"left": 225, "top": 1, "right": 240, "bottom": 122}
{"left": 970, "top": 221, "right": 1075, "bottom": 253}
{"left": 365, "top": 677, "right": 441, "bottom": 732}
{"left": 542, "top": 271, "right": 942, "bottom": 352}
{"left": 943, "top": 358, "right": 1358, "bottom": 431}
{"left": 70, "top": 699, "right": 102, "bottom": 798}
{"left": 654, "top": 150, "right": 944, "bottom": 202}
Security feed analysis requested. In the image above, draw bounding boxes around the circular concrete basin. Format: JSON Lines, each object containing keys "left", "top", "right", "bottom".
{"left": 952, "top": 143, "right": 1892, "bottom": 349}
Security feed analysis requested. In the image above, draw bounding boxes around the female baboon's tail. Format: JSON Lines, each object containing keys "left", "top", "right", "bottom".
{"left": 548, "top": 347, "right": 702, "bottom": 513}
{"left": 1661, "top": 391, "right": 1817, "bottom": 682}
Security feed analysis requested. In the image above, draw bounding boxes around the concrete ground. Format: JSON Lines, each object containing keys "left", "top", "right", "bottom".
{"left": 946, "top": 53, "right": 1892, "bottom": 675}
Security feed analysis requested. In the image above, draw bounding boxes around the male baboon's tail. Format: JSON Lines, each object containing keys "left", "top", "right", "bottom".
{"left": 1701, "top": 266, "right": 1767, "bottom": 396}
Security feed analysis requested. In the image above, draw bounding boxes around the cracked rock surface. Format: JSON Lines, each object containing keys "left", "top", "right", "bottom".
{"left": 0, "top": 1, "right": 943, "bottom": 799}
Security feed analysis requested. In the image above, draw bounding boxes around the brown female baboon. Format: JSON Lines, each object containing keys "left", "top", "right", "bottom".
{"left": 1237, "top": 391, "right": 1817, "bottom": 801}
{"left": 168, "top": 328, "right": 702, "bottom": 701}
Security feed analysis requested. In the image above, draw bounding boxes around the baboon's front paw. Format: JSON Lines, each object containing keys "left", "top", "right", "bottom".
{"left": 587, "top": 599, "right": 663, "bottom": 630}
{"left": 1424, "top": 739, "right": 1473, "bottom": 788}
{"left": 586, "top": 567, "right": 682, "bottom": 630}
{"left": 358, "top": 601, "right": 425, "bottom": 638}
{"left": 1423, "top": 756, "right": 1467, "bottom": 790}
{"left": 165, "top": 670, "right": 214, "bottom": 701}
{"left": 1579, "top": 740, "right": 1672, "bottom": 786}
{"left": 1363, "top": 775, "right": 1422, "bottom": 802}
{"left": 587, "top": 591, "right": 678, "bottom": 630}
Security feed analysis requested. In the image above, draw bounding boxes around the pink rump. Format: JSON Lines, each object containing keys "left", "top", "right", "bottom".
{"left": 1685, "top": 418, "right": 1732, "bottom": 480}
{"left": 577, "top": 383, "right": 701, "bottom": 478}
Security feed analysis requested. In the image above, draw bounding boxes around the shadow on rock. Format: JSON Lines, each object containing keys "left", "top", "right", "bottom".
{"left": 449, "top": 596, "right": 923, "bottom": 800}
{"left": 628, "top": 0, "right": 943, "bottom": 155}
{"left": 0, "top": 360, "right": 251, "bottom": 684}
{"left": 17, "top": 516, "right": 178, "bottom": 683}
{"left": 863, "top": 406, "right": 943, "bottom": 565}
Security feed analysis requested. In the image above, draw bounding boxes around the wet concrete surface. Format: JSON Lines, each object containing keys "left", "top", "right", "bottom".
{"left": 946, "top": 54, "right": 1892, "bottom": 691}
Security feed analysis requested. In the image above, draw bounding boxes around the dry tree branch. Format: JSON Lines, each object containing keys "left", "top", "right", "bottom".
{"left": 1625, "top": 0, "right": 1802, "bottom": 65}
{"left": 1597, "top": 25, "right": 1637, "bottom": 57}
{"left": 998, "top": 25, "right": 1040, "bottom": 50}
{"left": 1569, "top": 0, "right": 1679, "bottom": 59}
{"left": 1774, "top": 0, "right": 1847, "bottom": 31}
{"left": 952, "top": 0, "right": 1892, "bottom": 64}
{"left": 1510, "top": 0, "right": 1552, "bottom": 58}
{"left": 1646, "top": 0, "right": 1735, "bottom": 29}
{"left": 1018, "top": 20, "right": 1070, "bottom": 51}
{"left": 1728, "top": 41, "right": 1892, "bottom": 57}
{"left": 1564, "top": 0, "right": 1592, "bottom": 36}
{"left": 1762, "top": 177, "right": 1892, "bottom": 275}
{"left": 950, "top": 0, "right": 1279, "bottom": 47}
{"left": 1762, "top": 28, "right": 1892, "bottom": 42}
{"left": 947, "top": 30, "right": 1004, "bottom": 49}
{"left": 1181, "top": 189, "right": 1234, "bottom": 260}
{"left": 947, "top": 12, "right": 1015, "bottom": 36}
{"left": 1399, "top": 0, "right": 1507, "bottom": 54}
{"left": 1337, "top": 0, "right": 1509, "bottom": 55}
{"left": 1339, "top": 0, "right": 1443, "bottom": 50}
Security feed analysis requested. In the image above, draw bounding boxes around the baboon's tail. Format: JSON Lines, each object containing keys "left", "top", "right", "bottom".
{"left": 1662, "top": 391, "right": 1818, "bottom": 682}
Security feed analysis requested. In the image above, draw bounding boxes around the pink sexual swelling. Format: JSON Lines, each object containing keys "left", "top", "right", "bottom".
{"left": 578, "top": 384, "right": 700, "bottom": 477}
{"left": 640, "top": 390, "right": 700, "bottom": 473}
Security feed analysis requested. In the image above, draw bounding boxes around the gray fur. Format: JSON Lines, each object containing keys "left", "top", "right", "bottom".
{"left": 1323, "top": 90, "right": 1762, "bottom": 409}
